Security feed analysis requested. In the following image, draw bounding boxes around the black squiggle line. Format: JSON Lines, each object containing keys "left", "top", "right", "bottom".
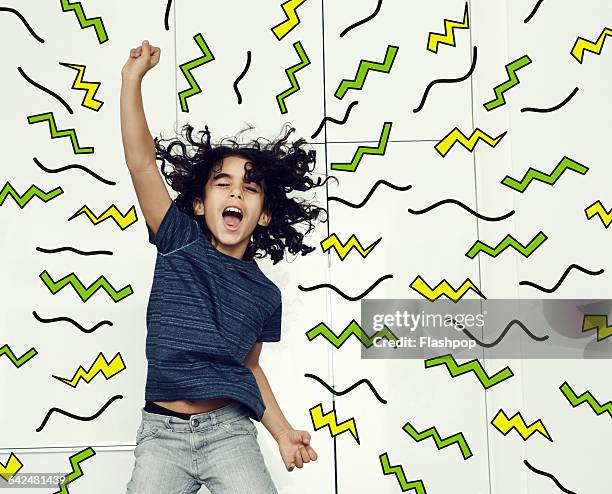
{"left": 304, "top": 373, "right": 387, "bottom": 404}
{"left": 414, "top": 45, "right": 477, "bottom": 113}
{"left": 298, "top": 274, "right": 393, "bottom": 301}
{"left": 328, "top": 180, "right": 412, "bottom": 209}
{"left": 0, "top": 7, "right": 44, "bottom": 42}
{"left": 463, "top": 320, "right": 549, "bottom": 348}
{"left": 233, "top": 50, "right": 251, "bottom": 104}
{"left": 32, "top": 310, "right": 113, "bottom": 334}
{"left": 164, "top": 0, "right": 173, "bottom": 31}
{"left": 519, "top": 264, "right": 604, "bottom": 293}
{"left": 36, "top": 246, "right": 113, "bottom": 256}
{"left": 33, "top": 157, "right": 116, "bottom": 185}
{"left": 37, "top": 395, "right": 123, "bottom": 432}
{"left": 311, "top": 101, "right": 359, "bottom": 140}
{"left": 408, "top": 198, "right": 514, "bottom": 222}
{"left": 521, "top": 87, "right": 579, "bottom": 113}
{"left": 340, "top": 0, "right": 383, "bottom": 38}
{"left": 18, "top": 67, "right": 72, "bottom": 114}
{"left": 523, "top": 459, "right": 576, "bottom": 494}
{"left": 524, "top": 0, "right": 545, "bottom": 23}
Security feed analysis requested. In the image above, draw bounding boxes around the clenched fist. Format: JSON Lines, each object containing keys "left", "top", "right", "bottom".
{"left": 121, "top": 40, "right": 161, "bottom": 81}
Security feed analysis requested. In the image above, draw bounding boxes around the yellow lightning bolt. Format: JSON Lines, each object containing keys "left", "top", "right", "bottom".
{"left": 491, "top": 409, "right": 552, "bottom": 441}
{"left": 585, "top": 200, "right": 612, "bottom": 228}
{"left": 320, "top": 233, "right": 382, "bottom": 260}
{"left": 271, "top": 0, "right": 307, "bottom": 41}
{"left": 68, "top": 204, "right": 137, "bottom": 230}
{"left": 571, "top": 27, "right": 612, "bottom": 63}
{"left": 0, "top": 453, "right": 23, "bottom": 481}
{"left": 410, "top": 275, "right": 485, "bottom": 302}
{"left": 60, "top": 62, "right": 104, "bottom": 111}
{"left": 309, "top": 403, "right": 359, "bottom": 444}
{"left": 427, "top": 2, "right": 469, "bottom": 53}
{"left": 435, "top": 127, "right": 507, "bottom": 157}
{"left": 582, "top": 315, "right": 612, "bottom": 341}
{"left": 52, "top": 352, "right": 126, "bottom": 388}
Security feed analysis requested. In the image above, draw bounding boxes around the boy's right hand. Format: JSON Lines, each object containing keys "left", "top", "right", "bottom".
{"left": 121, "top": 40, "right": 161, "bottom": 81}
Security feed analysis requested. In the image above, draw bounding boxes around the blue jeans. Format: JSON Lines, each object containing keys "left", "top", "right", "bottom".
{"left": 126, "top": 402, "right": 278, "bottom": 493}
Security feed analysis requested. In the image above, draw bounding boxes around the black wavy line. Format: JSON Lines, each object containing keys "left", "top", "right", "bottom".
{"left": 164, "top": 0, "right": 173, "bottom": 30}
{"left": 18, "top": 67, "right": 72, "bottom": 114}
{"left": 340, "top": 0, "right": 383, "bottom": 38}
{"left": 523, "top": 459, "right": 576, "bottom": 494}
{"left": 463, "top": 319, "right": 549, "bottom": 348}
{"left": 37, "top": 395, "right": 123, "bottom": 432}
{"left": 311, "top": 101, "right": 359, "bottom": 140}
{"left": 33, "top": 157, "right": 116, "bottom": 185}
{"left": 328, "top": 180, "right": 412, "bottom": 209}
{"left": 32, "top": 310, "right": 113, "bottom": 334}
{"left": 36, "top": 246, "right": 113, "bottom": 256}
{"left": 304, "top": 373, "right": 387, "bottom": 404}
{"left": 519, "top": 264, "right": 604, "bottom": 293}
{"left": 408, "top": 198, "right": 514, "bottom": 222}
{"left": 233, "top": 50, "right": 251, "bottom": 104}
{"left": 414, "top": 45, "right": 477, "bottom": 113}
{"left": 524, "top": 0, "right": 545, "bottom": 23}
{"left": 521, "top": 87, "right": 579, "bottom": 113}
{"left": 0, "top": 7, "right": 44, "bottom": 43}
{"left": 298, "top": 274, "right": 393, "bottom": 301}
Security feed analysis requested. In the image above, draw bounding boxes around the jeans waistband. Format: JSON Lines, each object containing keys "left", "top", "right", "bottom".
{"left": 141, "top": 401, "right": 250, "bottom": 432}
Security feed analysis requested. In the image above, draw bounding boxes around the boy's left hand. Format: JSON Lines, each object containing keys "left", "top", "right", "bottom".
{"left": 277, "top": 429, "right": 318, "bottom": 471}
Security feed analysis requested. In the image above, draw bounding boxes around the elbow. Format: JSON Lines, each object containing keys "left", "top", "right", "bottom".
{"left": 245, "top": 361, "right": 261, "bottom": 372}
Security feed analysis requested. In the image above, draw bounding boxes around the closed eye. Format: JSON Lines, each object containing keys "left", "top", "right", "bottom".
{"left": 217, "top": 183, "right": 258, "bottom": 192}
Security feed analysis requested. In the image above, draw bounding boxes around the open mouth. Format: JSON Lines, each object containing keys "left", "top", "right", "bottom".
{"left": 222, "top": 206, "right": 243, "bottom": 231}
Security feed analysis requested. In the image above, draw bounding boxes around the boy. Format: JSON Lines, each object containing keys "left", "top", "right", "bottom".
{"left": 121, "top": 40, "right": 330, "bottom": 493}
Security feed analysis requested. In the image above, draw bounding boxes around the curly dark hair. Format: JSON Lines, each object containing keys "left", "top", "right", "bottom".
{"left": 153, "top": 122, "right": 337, "bottom": 265}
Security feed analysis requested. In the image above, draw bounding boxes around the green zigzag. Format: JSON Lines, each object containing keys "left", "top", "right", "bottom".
{"left": 27, "top": 112, "right": 94, "bottom": 154}
{"left": 0, "top": 182, "right": 64, "bottom": 208}
{"left": 178, "top": 33, "right": 215, "bottom": 113}
{"left": 335, "top": 45, "right": 399, "bottom": 100}
{"left": 0, "top": 344, "right": 38, "bottom": 368}
{"left": 425, "top": 354, "right": 514, "bottom": 389}
{"left": 560, "top": 381, "right": 612, "bottom": 419}
{"left": 60, "top": 0, "right": 108, "bottom": 44}
{"left": 402, "top": 420, "right": 473, "bottom": 460}
{"left": 501, "top": 156, "right": 589, "bottom": 193}
{"left": 483, "top": 54, "right": 532, "bottom": 111}
{"left": 39, "top": 270, "right": 134, "bottom": 303}
{"left": 305, "top": 319, "right": 398, "bottom": 349}
{"left": 331, "top": 121, "right": 392, "bottom": 172}
{"left": 379, "top": 452, "right": 427, "bottom": 494}
{"left": 465, "top": 231, "right": 547, "bottom": 259}
{"left": 53, "top": 447, "right": 96, "bottom": 494}
{"left": 276, "top": 40, "right": 311, "bottom": 114}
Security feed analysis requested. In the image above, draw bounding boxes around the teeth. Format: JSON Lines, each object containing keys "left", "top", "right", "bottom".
{"left": 223, "top": 206, "right": 243, "bottom": 218}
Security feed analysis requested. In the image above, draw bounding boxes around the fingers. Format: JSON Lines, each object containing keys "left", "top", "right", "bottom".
{"left": 298, "top": 445, "right": 310, "bottom": 464}
{"left": 306, "top": 445, "right": 318, "bottom": 461}
{"left": 293, "top": 449, "right": 304, "bottom": 469}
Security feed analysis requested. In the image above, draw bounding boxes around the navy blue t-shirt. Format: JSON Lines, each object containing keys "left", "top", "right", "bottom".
{"left": 144, "top": 199, "right": 282, "bottom": 421}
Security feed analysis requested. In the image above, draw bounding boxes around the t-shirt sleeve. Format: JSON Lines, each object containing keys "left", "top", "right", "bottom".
{"left": 147, "top": 200, "right": 199, "bottom": 254}
{"left": 257, "top": 300, "right": 282, "bottom": 342}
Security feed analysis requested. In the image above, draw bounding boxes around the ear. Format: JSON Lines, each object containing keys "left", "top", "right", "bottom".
{"left": 258, "top": 209, "right": 271, "bottom": 228}
{"left": 193, "top": 196, "right": 204, "bottom": 216}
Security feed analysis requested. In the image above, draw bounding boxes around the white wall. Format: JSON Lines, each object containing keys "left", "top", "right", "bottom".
{"left": 1, "top": 1, "right": 610, "bottom": 493}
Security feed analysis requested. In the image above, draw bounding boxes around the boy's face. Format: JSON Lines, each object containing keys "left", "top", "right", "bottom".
{"left": 192, "top": 155, "right": 271, "bottom": 260}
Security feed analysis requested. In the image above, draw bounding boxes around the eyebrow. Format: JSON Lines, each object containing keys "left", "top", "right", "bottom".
{"left": 211, "top": 172, "right": 261, "bottom": 187}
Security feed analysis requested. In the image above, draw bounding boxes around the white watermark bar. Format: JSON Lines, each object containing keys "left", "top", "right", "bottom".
{"left": 360, "top": 299, "right": 612, "bottom": 359}
{"left": 1, "top": 473, "right": 67, "bottom": 488}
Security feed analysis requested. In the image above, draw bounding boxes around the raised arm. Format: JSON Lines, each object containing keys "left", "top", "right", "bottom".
{"left": 120, "top": 40, "right": 171, "bottom": 236}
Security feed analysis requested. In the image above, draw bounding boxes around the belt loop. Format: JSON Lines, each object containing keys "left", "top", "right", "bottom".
{"left": 164, "top": 416, "right": 171, "bottom": 430}
{"left": 210, "top": 412, "right": 217, "bottom": 427}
